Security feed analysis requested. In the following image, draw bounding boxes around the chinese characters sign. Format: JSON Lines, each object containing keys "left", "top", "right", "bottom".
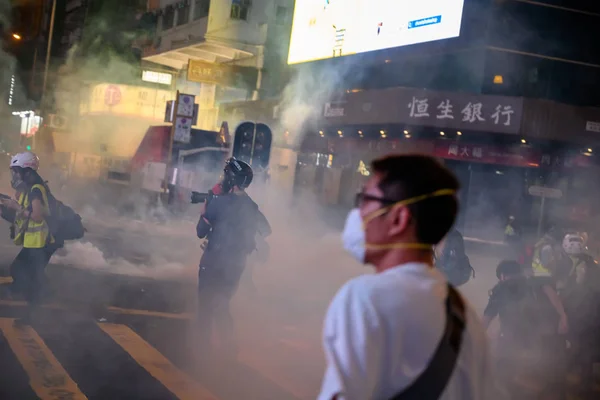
{"left": 323, "top": 87, "right": 524, "bottom": 134}
{"left": 174, "top": 117, "right": 192, "bottom": 143}
{"left": 84, "top": 83, "right": 174, "bottom": 120}
{"left": 407, "top": 98, "right": 515, "bottom": 126}
{"left": 434, "top": 142, "right": 541, "bottom": 167}
{"left": 188, "top": 60, "right": 228, "bottom": 85}
{"left": 405, "top": 96, "right": 519, "bottom": 133}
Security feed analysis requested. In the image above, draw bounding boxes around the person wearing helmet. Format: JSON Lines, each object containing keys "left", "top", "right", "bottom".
{"left": 529, "top": 225, "right": 570, "bottom": 337}
{"left": 561, "top": 233, "right": 593, "bottom": 286}
{"left": 0, "top": 152, "right": 61, "bottom": 323}
{"left": 194, "top": 157, "right": 271, "bottom": 363}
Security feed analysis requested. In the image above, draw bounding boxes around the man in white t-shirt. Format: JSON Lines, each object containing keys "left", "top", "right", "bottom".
{"left": 319, "top": 154, "right": 500, "bottom": 400}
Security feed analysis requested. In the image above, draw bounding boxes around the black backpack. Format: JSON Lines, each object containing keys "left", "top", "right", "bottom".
{"left": 50, "top": 199, "right": 85, "bottom": 242}
{"left": 436, "top": 230, "right": 475, "bottom": 287}
{"left": 32, "top": 184, "right": 85, "bottom": 242}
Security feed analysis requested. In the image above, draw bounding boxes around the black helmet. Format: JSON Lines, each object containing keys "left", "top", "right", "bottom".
{"left": 223, "top": 157, "right": 253, "bottom": 191}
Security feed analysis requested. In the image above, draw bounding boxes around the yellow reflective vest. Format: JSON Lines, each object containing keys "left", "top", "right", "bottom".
{"left": 532, "top": 237, "right": 552, "bottom": 277}
{"left": 13, "top": 184, "right": 53, "bottom": 249}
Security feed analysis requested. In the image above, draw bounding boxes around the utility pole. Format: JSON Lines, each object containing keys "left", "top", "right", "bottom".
{"left": 41, "top": 0, "right": 57, "bottom": 108}
{"left": 36, "top": 0, "right": 57, "bottom": 152}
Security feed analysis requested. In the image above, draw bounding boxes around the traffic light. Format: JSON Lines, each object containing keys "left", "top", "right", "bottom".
{"left": 20, "top": 134, "right": 33, "bottom": 151}
{"left": 232, "top": 122, "right": 272, "bottom": 169}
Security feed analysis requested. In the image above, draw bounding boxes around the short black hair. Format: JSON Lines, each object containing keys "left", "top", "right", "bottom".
{"left": 371, "top": 154, "right": 460, "bottom": 244}
{"left": 496, "top": 260, "right": 523, "bottom": 280}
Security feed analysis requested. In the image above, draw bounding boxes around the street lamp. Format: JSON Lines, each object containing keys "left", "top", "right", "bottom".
{"left": 12, "top": 33, "right": 22, "bottom": 40}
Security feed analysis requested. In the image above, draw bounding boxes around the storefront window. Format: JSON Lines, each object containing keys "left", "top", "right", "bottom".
{"left": 194, "top": 0, "right": 210, "bottom": 20}
{"left": 163, "top": 6, "right": 175, "bottom": 30}
{"left": 177, "top": 3, "right": 190, "bottom": 26}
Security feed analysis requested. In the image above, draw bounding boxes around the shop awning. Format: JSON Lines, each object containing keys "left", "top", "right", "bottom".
{"left": 143, "top": 37, "right": 255, "bottom": 70}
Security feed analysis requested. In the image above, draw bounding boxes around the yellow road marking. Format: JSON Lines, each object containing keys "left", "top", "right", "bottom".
{"left": 0, "top": 318, "right": 88, "bottom": 400}
{"left": 238, "top": 350, "right": 314, "bottom": 400}
{"left": 106, "top": 306, "right": 192, "bottom": 320}
{"left": 0, "top": 300, "right": 193, "bottom": 320}
{"left": 98, "top": 323, "right": 218, "bottom": 400}
{"left": 0, "top": 300, "right": 62, "bottom": 310}
{"left": 0, "top": 276, "right": 13, "bottom": 285}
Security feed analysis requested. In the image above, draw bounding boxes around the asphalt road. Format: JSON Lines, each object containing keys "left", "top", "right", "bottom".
{"left": 0, "top": 260, "right": 317, "bottom": 400}
{"left": 0, "top": 218, "right": 596, "bottom": 400}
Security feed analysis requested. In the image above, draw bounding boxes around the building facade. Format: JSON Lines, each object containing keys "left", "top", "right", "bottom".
{"left": 141, "top": 0, "right": 294, "bottom": 131}
{"left": 215, "top": 1, "right": 600, "bottom": 238}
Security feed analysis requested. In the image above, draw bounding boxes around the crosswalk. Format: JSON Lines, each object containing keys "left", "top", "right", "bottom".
{"left": 0, "top": 317, "right": 269, "bottom": 400}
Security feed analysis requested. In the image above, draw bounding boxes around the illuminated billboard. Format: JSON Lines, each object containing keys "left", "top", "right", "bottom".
{"left": 287, "top": 0, "right": 466, "bottom": 64}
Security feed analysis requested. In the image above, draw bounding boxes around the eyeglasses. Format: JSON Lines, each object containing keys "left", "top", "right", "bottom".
{"left": 354, "top": 192, "right": 398, "bottom": 208}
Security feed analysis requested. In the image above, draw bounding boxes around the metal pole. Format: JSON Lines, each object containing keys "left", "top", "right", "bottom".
{"left": 537, "top": 195, "right": 546, "bottom": 238}
{"left": 164, "top": 91, "right": 179, "bottom": 194}
{"left": 37, "top": 0, "right": 57, "bottom": 152}
{"left": 248, "top": 122, "right": 257, "bottom": 166}
{"left": 41, "top": 0, "right": 57, "bottom": 108}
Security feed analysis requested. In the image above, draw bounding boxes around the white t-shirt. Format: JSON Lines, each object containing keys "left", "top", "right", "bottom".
{"left": 318, "top": 263, "right": 499, "bottom": 400}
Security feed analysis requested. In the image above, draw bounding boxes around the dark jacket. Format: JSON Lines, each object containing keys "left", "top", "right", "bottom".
{"left": 196, "top": 192, "right": 271, "bottom": 263}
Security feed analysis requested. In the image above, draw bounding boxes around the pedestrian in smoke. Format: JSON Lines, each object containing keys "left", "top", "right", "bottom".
{"left": 482, "top": 260, "right": 568, "bottom": 400}
{"left": 319, "top": 155, "right": 498, "bottom": 400}
{"left": 195, "top": 157, "right": 271, "bottom": 361}
{"left": 0, "top": 152, "right": 63, "bottom": 324}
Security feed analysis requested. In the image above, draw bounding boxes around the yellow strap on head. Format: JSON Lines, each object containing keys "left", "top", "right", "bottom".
{"left": 363, "top": 188, "right": 457, "bottom": 227}
{"left": 365, "top": 243, "right": 433, "bottom": 250}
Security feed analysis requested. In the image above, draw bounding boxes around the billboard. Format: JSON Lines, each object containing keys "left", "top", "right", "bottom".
{"left": 287, "top": 0, "right": 466, "bottom": 64}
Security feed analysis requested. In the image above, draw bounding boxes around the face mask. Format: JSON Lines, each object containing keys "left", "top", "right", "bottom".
{"left": 10, "top": 170, "right": 24, "bottom": 190}
{"left": 341, "top": 189, "right": 456, "bottom": 264}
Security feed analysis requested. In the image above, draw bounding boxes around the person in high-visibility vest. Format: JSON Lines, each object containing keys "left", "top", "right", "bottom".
{"left": 530, "top": 226, "right": 570, "bottom": 336}
{"left": 532, "top": 226, "right": 571, "bottom": 278}
{"left": 0, "top": 152, "right": 61, "bottom": 324}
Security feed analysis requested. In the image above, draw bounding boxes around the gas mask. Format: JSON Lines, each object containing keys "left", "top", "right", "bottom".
{"left": 10, "top": 169, "right": 25, "bottom": 190}
{"left": 563, "top": 233, "right": 584, "bottom": 256}
{"left": 342, "top": 189, "right": 456, "bottom": 264}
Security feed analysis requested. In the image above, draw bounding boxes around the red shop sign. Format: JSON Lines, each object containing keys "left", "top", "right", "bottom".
{"left": 434, "top": 141, "right": 541, "bottom": 167}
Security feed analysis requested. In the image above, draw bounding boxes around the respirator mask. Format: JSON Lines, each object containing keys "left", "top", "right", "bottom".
{"left": 342, "top": 189, "right": 456, "bottom": 264}
{"left": 10, "top": 168, "right": 25, "bottom": 190}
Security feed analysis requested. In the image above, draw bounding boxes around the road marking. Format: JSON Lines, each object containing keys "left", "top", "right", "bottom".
{"left": 0, "top": 300, "right": 193, "bottom": 320}
{"left": 238, "top": 350, "right": 314, "bottom": 400}
{"left": 0, "top": 300, "right": 63, "bottom": 310}
{"left": 0, "top": 276, "right": 13, "bottom": 285}
{"left": 0, "top": 318, "right": 88, "bottom": 400}
{"left": 98, "top": 323, "right": 218, "bottom": 400}
{"left": 106, "top": 306, "right": 192, "bottom": 320}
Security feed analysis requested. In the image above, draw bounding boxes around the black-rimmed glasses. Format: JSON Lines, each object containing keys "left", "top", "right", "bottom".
{"left": 354, "top": 192, "right": 398, "bottom": 208}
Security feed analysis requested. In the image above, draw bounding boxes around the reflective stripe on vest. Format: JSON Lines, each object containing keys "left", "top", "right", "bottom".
{"left": 13, "top": 184, "right": 52, "bottom": 249}
{"left": 532, "top": 239, "right": 552, "bottom": 276}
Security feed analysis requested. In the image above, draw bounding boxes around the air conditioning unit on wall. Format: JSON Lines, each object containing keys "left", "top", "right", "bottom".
{"left": 47, "top": 114, "right": 69, "bottom": 130}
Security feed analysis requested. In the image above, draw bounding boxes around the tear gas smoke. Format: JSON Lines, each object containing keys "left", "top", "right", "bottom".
{"left": 277, "top": 58, "right": 363, "bottom": 145}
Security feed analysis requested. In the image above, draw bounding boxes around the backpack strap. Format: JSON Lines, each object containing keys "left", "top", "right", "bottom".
{"left": 390, "top": 284, "right": 466, "bottom": 400}
{"left": 30, "top": 184, "right": 51, "bottom": 216}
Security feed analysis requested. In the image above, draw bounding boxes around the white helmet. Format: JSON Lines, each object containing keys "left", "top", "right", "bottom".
{"left": 563, "top": 233, "right": 584, "bottom": 255}
{"left": 10, "top": 152, "right": 39, "bottom": 170}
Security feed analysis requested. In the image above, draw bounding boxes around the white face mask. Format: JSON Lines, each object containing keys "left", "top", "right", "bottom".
{"left": 341, "top": 189, "right": 457, "bottom": 264}
{"left": 342, "top": 208, "right": 366, "bottom": 263}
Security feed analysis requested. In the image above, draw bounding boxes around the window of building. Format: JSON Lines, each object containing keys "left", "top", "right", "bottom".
{"left": 231, "top": 0, "right": 251, "bottom": 21}
{"left": 276, "top": 5, "right": 288, "bottom": 25}
{"left": 194, "top": 0, "right": 210, "bottom": 20}
{"left": 163, "top": 6, "right": 175, "bottom": 30}
{"left": 177, "top": 3, "right": 190, "bottom": 26}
